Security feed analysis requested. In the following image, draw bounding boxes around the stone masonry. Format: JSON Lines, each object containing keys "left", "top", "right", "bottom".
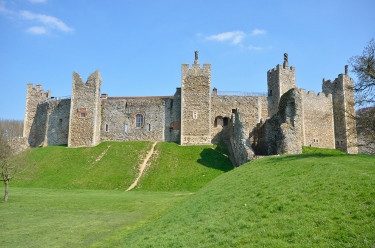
{"left": 23, "top": 52, "right": 358, "bottom": 166}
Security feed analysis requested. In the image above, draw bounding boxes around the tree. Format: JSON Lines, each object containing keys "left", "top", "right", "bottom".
{"left": 0, "top": 119, "right": 26, "bottom": 202}
{"left": 349, "top": 38, "right": 375, "bottom": 154}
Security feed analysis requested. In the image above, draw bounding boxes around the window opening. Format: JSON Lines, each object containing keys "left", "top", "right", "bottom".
{"left": 223, "top": 117, "right": 229, "bottom": 126}
{"left": 269, "top": 90, "right": 272, "bottom": 96}
{"left": 80, "top": 113, "right": 85, "bottom": 118}
{"left": 193, "top": 112, "right": 198, "bottom": 119}
{"left": 136, "top": 114, "right": 143, "bottom": 127}
{"left": 105, "top": 124, "right": 109, "bottom": 132}
{"left": 148, "top": 124, "right": 151, "bottom": 132}
{"left": 125, "top": 124, "right": 128, "bottom": 133}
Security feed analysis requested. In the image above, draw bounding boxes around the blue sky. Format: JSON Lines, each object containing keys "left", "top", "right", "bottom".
{"left": 1, "top": 0, "right": 374, "bottom": 120}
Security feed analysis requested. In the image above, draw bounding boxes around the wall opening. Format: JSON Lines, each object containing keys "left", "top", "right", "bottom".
{"left": 135, "top": 114, "right": 144, "bottom": 127}
{"left": 148, "top": 123, "right": 151, "bottom": 132}
{"left": 125, "top": 124, "right": 128, "bottom": 133}
{"left": 223, "top": 117, "right": 229, "bottom": 127}
{"left": 105, "top": 124, "right": 109, "bottom": 132}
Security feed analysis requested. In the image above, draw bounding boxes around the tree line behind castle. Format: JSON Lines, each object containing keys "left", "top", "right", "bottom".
{"left": 22, "top": 52, "right": 357, "bottom": 166}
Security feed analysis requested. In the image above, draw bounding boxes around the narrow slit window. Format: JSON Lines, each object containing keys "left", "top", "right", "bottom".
{"left": 105, "top": 124, "right": 109, "bottom": 132}
{"left": 125, "top": 124, "right": 128, "bottom": 133}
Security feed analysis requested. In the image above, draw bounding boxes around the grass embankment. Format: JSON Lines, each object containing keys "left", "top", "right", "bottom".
{"left": 1, "top": 141, "right": 234, "bottom": 247}
{"left": 136, "top": 142, "right": 233, "bottom": 191}
{"left": 115, "top": 147, "right": 375, "bottom": 247}
{"left": 13, "top": 141, "right": 153, "bottom": 190}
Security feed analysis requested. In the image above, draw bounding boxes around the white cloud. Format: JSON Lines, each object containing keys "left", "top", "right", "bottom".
{"left": 248, "top": 45, "right": 263, "bottom": 51}
{"left": 251, "top": 29, "right": 267, "bottom": 36}
{"left": 26, "top": 26, "right": 47, "bottom": 34}
{"left": 20, "top": 10, "right": 73, "bottom": 33}
{"left": 28, "top": 0, "right": 47, "bottom": 3}
{"left": 206, "top": 31, "right": 245, "bottom": 45}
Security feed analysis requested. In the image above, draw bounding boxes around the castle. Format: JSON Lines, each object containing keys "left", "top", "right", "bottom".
{"left": 22, "top": 52, "right": 358, "bottom": 165}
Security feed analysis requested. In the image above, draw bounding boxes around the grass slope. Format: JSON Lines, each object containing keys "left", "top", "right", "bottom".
{"left": 115, "top": 148, "right": 375, "bottom": 247}
{"left": 136, "top": 142, "right": 233, "bottom": 191}
{"left": 12, "top": 141, "right": 153, "bottom": 190}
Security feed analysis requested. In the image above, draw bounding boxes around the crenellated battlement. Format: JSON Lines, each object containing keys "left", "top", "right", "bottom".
{"left": 22, "top": 51, "right": 358, "bottom": 159}
{"left": 301, "top": 89, "right": 332, "bottom": 100}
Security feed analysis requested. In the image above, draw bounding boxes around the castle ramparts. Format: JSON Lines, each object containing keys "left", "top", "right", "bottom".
{"left": 22, "top": 52, "right": 358, "bottom": 166}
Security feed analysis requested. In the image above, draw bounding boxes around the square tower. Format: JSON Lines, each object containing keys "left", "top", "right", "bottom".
{"left": 267, "top": 53, "right": 296, "bottom": 117}
{"left": 180, "top": 51, "right": 212, "bottom": 145}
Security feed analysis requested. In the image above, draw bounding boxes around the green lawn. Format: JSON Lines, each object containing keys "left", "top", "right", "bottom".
{"left": 136, "top": 142, "right": 233, "bottom": 191}
{"left": 1, "top": 144, "right": 374, "bottom": 247}
{"left": 117, "top": 150, "right": 375, "bottom": 247}
{"left": 0, "top": 187, "right": 187, "bottom": 247}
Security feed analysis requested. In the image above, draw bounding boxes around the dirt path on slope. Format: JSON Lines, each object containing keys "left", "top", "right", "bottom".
{"left": 126, "top": 141, "right": 158, "bottom": 191}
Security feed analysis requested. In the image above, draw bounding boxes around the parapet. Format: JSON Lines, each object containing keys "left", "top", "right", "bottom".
{"left": 27, "top": 83, "right": 50, "bottom": 100}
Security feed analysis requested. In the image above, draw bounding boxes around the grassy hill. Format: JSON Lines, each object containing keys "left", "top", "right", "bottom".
{"left": 12, "top": 141, "right": 232, "bottom": 191}
{"left": 1, "top": 143, "right": 375, "bottom": 247}
{"left": 104, "top": 147, "right": 375, "bottom": 247}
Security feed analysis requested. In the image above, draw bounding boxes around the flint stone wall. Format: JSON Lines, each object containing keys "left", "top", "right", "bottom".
{"left": 181, "top": 63, "right": 211, "bottom": 145}
{"left": 229, "top": 110, "right": 255, "bottom": 166}
{"left": 211, "top": 95, "right": 268, "bottom": 143}
{"left": 100, "top": 97, "right": 169, "bottom": 141}
{"left": 68, "top": 71, "right": 102, "bottom": 147}
{"left": 27, "top": 99, "right": 70, "bottom": 147}
{"left": 301, "top": 90, "right": 335, "bottom": 148}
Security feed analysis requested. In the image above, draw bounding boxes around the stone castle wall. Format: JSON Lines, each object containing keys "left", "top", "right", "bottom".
{"left": 267, "top": 58, "right": 296, "bottom": 117}
{"left": 181, "top": 63, "right": 212, "bottom": 145}
{"left": 68, "top": 71, "right": 102, "bottom": 147}
{"left": 322, "top": 70, "right": 358, "bottom": 153}
{"left": 211, "top": 95, "right": 268, "bottom": 143}
{"left": 228, "top": 110, "right": 255, "bottom": 165}
{"left": 100, "top": 96, "right": 170, "bottom": 142}
{"left": 23, "top": 84, "right": 50, "bottom": 145}
{"left": 301, "top": 90, "right": 335, "bottom": 148}
{"left": 22, "top": 53, "right": 358, "bottom": 164}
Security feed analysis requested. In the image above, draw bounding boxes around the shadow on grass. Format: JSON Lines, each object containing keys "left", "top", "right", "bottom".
{"left": 261, "top": 153, "right": 350, "bottom": 164}
{"left": 197, "top": 147, "right": 234, "bottom": 172}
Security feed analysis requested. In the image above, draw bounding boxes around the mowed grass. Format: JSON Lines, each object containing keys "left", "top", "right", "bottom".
{"left": 0, "top": 141, "right": 234, "bottom": 247}
{"left": 0, "top": 187, "right": 188, "bottom": 247}
{"left": 12, "top": 141, "right": 153, "bottom": 190}
{"left": 136, "top": 142, "right": 233, "bottom": 191}
{"left": 114, "top": 148, "right": 375, "bottom": 247}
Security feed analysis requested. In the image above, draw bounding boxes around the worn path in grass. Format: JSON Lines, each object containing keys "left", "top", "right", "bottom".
{"left": 126, "top": 141, "right": 158, "bottom": 191}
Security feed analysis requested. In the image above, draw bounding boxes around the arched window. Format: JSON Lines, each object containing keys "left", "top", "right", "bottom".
{"left": 135, "top": 114, "right": 144, "bottom": 127}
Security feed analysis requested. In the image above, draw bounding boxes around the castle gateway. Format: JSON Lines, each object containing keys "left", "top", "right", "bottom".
{"left": 23, "top": 52, "right": 358, "bottom": 165}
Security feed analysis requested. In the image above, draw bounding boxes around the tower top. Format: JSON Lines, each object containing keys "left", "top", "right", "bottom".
{"left": 194, "top": 51, "right": 199, "bottom": 64}
{"left": 283, "top": 53, "right": 288, "bottom": 68}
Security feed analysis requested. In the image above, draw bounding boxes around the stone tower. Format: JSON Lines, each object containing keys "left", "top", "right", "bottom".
{"left": 180, "top": 51, "right": 212, "bottom": 145}
{"left": 322, "top": 66, "right": 358, "bottom": 154}
{"left": 68, "top": 71, "right": 102, "bottom": 147}
{"left": 23, "top": 84, "right": 50, "bottom": 146}
{"left": 267, "top": 53, "right": 296, "bottom": 117}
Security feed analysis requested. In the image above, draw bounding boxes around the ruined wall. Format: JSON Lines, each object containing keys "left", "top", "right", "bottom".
{"left": 100, "top": 96, "right": 169, "bottom": 141}
{"left": 322, "top": 68, "right": 358, "bottom": 153}
{"left": 210, "top": 95, "right": 267, "bottom": 143}
{"left": 27, "top": 99, "right": 71, "bottom": 147}
{"left": 229, "top": 110, "right": 255, "bottom": 166}
{"left": 181, "top": 62, "right": 211, "bottom": 145}
{"left": 68, "top": 71, "right": 102, "bottom": 147}
{"left": 253, "top": 88, "right": 303, "bottom": 155}
{"left": 8, "top": 137, "right": 29, "bottom": 155}
{"left": 267, "top": 54, "right": 296, "bottom": 117}
{"left": 164, "top": 88, "right": 181, "bottom": 142}
{"left": 23, "top": 84, "right": 50, "bottom": 145}
{"left": 301, "top": 90, "right": 335, "bottom": 148}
